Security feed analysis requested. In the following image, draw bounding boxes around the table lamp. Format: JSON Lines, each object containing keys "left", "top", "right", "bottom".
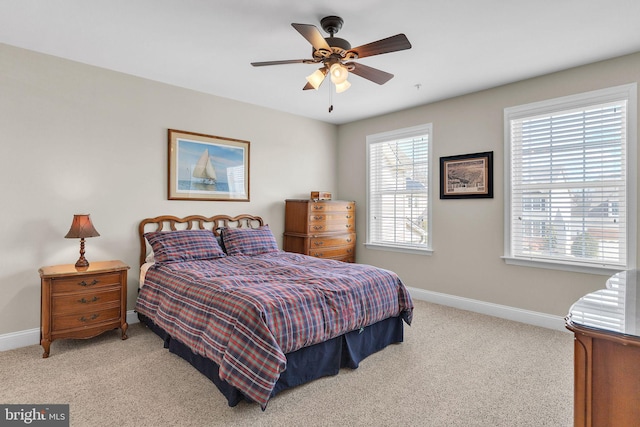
{"left": 65, "top": 214, "right": 100, "bottom": 268}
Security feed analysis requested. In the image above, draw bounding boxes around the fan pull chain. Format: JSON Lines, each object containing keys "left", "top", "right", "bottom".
{"left": 328, "top": 81, "right": 334, "bottom": 113}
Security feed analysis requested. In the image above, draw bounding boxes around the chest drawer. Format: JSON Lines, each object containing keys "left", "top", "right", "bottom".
{"left": 309, "top": 233, "right": 355, "bottom": 248}
{"left": 308, "top": 201, "right": 354, "bottom": 213}
{"left": 53, "top": 306, "right": 121, "bottom": 331}
{"left": 52, "top": 287, "right": 121, "bottom": 314}
{"left": 309, "top": 245, "right": 355, "bottom": 260}
{"left": 308, "top": 212, "right": 355, "bottom": 222}
{"left": 308, "top": 219, "right": 355, "bottom": 233}
{"left": 51, "top": 272, "right": 122, "bottom": 294}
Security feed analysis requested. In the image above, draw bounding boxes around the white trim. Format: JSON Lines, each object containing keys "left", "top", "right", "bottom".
{"left": 366, "top": 123, "right": 433, "bottom": 252}
{"left": 503, "top": 83, "right": 637, "bottom": 273}
{"left": 0, "top": 310, "right": 140, "bottom": 352}
{"left": 504, "top": 83, "right": 637, "bottom": 120}
{"left": 502, "top": 256, "right": 622, "bottom": 276}
{"left": 407, "top": 286, "right": 569, "bottom": 332}
{"left": 364, "top": 243, "right": 433, "bottom": 256}
{"left": 127, "top": 310, "right": 140, "bottom": 326}
{"left": 0, "top": 297, "right": 568, "bottom": 352}
{"left": 0, "top": 327, "right": 40, "bottom": 352}
{"left": 625, "top": 83, "right": 638, "bottom": 270}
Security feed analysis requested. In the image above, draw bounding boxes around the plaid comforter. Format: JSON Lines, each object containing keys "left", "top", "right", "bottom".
{"left": 135, "top": 251, "right": 413, "bottom": 409}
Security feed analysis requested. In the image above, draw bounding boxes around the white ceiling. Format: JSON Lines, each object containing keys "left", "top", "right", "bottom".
{"left": 2, "top": 0, "right": 640, "bottom": 125}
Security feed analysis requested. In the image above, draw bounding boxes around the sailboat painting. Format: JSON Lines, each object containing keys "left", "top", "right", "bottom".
{"left": 191, "top": 149, "right": 217, "bottom": 188}
{"left": 168, "top": 129, "right": 250, "bottom": 201}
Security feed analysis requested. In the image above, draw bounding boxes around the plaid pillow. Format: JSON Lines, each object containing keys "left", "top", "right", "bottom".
{"left": 222, "top": 225, "right": 279, "bottom": 256}
{"left": 144, "top": 229, "right": 225, "bottom": 263}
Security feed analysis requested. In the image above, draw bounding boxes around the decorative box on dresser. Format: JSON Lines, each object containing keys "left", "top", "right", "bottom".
{"left": 39, "top": 260, "right": 130, "bottom": 358}
{"left": 283, "top": 199, "right": 356, "bottom": 262}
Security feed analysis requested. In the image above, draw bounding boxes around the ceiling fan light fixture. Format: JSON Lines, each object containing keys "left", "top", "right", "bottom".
{"left": 335, "top": 80, "right": 351, "bottom": 93}
{"left": 251, "top": 17, "right": 412, "bottom": 102}
{"left": 329, "top": 63, "right": 348, "bottom": 84}
{"left": 305, "top": 68, "right": 327, "bottom": 90}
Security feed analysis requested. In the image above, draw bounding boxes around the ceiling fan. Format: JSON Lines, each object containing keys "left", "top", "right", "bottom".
{"left": 251, "top": 16, "right": 412, "bottom": 93}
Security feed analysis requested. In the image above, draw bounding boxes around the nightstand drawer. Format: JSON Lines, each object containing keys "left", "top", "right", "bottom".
{"left": 52, "top": 288, "right": 121, "bottom": 313}
{"left": 51, "top": 272, "right": 122, "bottom": 294}
{"left": 53, "top": 306, "right": 121, "bottom": 331}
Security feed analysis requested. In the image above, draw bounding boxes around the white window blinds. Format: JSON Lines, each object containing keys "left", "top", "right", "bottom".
{"left": 367, "top": 124, "right": 431, "bottom": 251}
{"left": 506, "top": 85, "right": 636, "bottom": 271}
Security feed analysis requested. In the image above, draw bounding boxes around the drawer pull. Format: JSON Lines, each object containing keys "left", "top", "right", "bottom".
{"left": 79, "top": 279, "right": 99, "bottom": 287}
{"left": 312, "top": 252, "right": 323, "bottom": 257}
{"left": 313, "top": 241, "right": 324, "bottom": 246}
{"left": 313, "top": 226, "right": 324, "bottom": 231}
{"left": 313, "top": 215, "right": 324, "bottom": 220}
{"left": 312, "top": 205, "right": 324, "bottom": 211}
{"left": 345, "top": 224, "right": 352, "bottom": 229}
{"left": 78, "top": 296, "right": 99, "bottom": 304}
{"left": 347, "top": 249, "right": 353, "bottom": 253}
{"left": 346, "top": 205, "right": 353, "bottom": 210}
{"left": 79, "top": 314, "right": 99, "bottom": 322}
{"left": 346, "top": 238, "right": 352, "bottom": 243}
{"left": 346, "top": 215, "right": 352, "bottom": 219}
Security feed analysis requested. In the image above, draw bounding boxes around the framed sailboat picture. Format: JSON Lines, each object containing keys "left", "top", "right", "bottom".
{"left": 168, "top": 129, "right": 250, "bottom": 201}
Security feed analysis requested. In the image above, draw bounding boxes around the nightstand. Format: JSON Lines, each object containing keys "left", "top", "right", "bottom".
{"left": 39, "top": 260, "right": 130, "bottom": 358}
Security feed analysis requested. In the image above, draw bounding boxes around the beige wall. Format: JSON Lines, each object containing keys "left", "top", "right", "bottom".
{"left": 337, "top": 52, "right": 640, "bottom": 317}
{"left": 2, "top": 41, "right": 638, "bottom": 338}
{"left": 0, "top": 44, "right": 337, "bottom": 335}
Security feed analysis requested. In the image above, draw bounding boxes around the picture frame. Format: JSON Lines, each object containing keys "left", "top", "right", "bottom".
{"left": 440, "top": 151, "right": 493, "bottom": 199}
{"left": 168, "top": 129, "right": 250, "bottom": 201}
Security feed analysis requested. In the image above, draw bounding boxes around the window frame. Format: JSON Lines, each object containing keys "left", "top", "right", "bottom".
{"left": 365, "top": 123, "right": 433, "bottom": 255}
{"left": 503, "top": 84, "right": 637, "bottom": 275}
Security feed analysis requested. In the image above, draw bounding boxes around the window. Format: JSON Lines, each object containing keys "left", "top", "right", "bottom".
{"left": 504, "top": 84, "right": 637, "bottom": 273}
{"left": 366, "top": 124, "right": 432, "bottom": 254}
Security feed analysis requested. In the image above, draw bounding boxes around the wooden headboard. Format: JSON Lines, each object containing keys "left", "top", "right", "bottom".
{"left": 138, "top": 214, "right": 264, "bottom": 267}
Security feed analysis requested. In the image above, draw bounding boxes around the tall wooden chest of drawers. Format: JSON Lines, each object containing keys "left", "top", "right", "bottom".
{"left": 39, "top": 260, "right": 129, "bottom": 358}
{"left": 284, "top": 199, "right": 356, "bottom": 262}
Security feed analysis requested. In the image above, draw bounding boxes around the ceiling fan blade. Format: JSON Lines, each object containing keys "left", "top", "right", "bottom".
{"left": 348, "top": 63, "right": 394, "bottom": 85}
{"left": 251, "top": 59, "right": 314, "bottom": 67}
{"left": 292, "top": 23, "right": 331, "bottom": 51}
{"left": 350, "top": 34, "right": 412, "bottom": 59}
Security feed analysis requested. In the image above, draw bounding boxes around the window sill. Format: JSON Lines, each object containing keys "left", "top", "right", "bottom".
{"left": 365, "top": 243, "right": 433, "bottom": 256}
{"left": 502, "top": 256, "right": 626, "bottom": 276}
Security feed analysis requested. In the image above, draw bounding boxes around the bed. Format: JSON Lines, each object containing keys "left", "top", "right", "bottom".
{"left": 134, "top": 214, "right": 413, "bottom": 409}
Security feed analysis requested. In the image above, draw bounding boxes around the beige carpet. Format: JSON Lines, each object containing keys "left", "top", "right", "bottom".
{"left": 0, "top": 300, "right": 573, "bottom": 426}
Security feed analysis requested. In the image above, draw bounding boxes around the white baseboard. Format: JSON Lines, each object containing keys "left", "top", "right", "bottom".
{"left": 0, "top": 327, "right": 40, "bottom": 352}
{"left": 407, "top": 286, "right": 569, "bottom": 332}
{"left": 0, "top": 310, "right": 140, "bottom": 352}
{"left": 1, "top": 293, "right": 568, "bottom": 351}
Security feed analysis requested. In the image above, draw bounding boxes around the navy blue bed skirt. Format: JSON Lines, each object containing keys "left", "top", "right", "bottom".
{"left": 137, "top": 313, "right": 404, "bottom": 407}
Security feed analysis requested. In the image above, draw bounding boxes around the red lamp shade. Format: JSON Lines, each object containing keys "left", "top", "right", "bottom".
{"left": 65, "top": 214, "right": 100, "bottom": 268}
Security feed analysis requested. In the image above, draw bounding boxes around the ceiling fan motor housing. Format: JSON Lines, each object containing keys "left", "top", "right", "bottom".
{"left": 320, "top": 16, "right": 353, "bottom": 57}
{"left": 312, "top": 37, "right": 354, "bottom": 61}
{"left": 320, "top": 16, "right": 343, "bottom": 36}
{"left": 325, "top": 37, "right": 351, "bottom": 52}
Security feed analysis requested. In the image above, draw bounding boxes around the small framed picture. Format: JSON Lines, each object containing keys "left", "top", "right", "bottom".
{"left": 440, "top": 151, "right": 493, "bottom": 199}
{"left": 168, "top": 129, "right": 250, "bottom": 201}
